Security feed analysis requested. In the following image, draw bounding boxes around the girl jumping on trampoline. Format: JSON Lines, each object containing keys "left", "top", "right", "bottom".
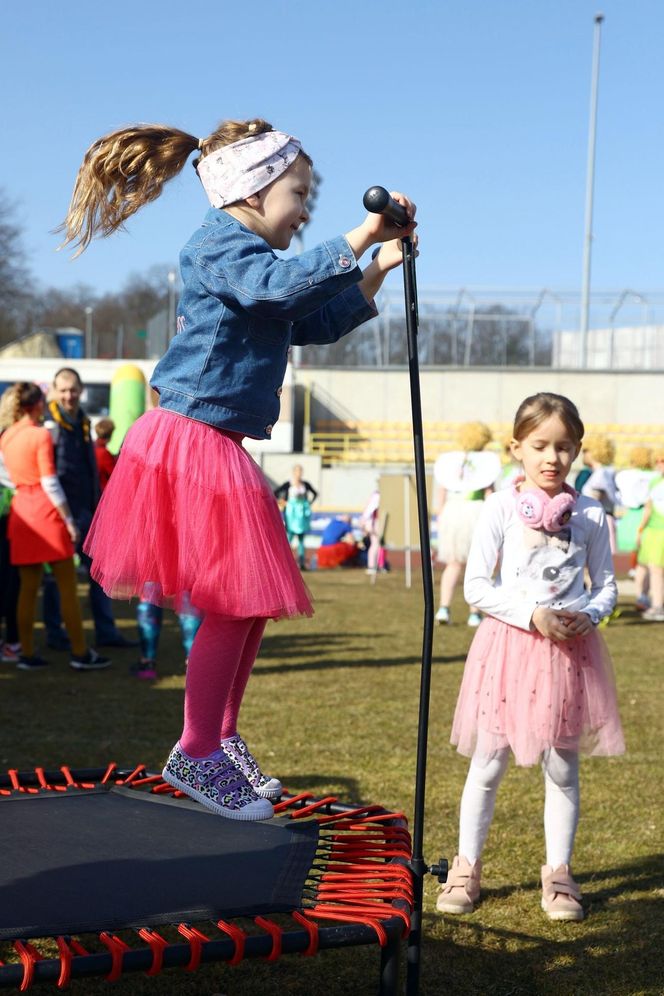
{"left": 59, "top": 117, "right": 416, "bottom": 821}
{"left": 437, "top": 392, "right": 624, "bottom": 921}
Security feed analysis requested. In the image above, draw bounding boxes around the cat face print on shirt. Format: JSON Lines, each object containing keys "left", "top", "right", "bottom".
{"left": 515, "top": 525, "right": 582, "bottom": 606}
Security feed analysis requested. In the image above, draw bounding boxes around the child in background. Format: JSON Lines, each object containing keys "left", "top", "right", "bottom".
{"left": 636, "top": 450, "right": 664, "bottom": 622}
{"left": 615, "top": 446, "right": 656, "bottom": 612}
{"left": 494, "top": 433, "right": 522, "bottom": 491}
{"left": 361, "top": 486, "right": 382, "bottom": 575}
{"left": 93, "top": 418, "right": 117, "bottom": 492}
{"left": 438, "top": 393, "right": 624, "bottom": 922}
{"left": 60, "top": 116, "right": 416, "bottom": 820}
{"left": 133, "top": 587, "right": 202, "bottom": 680}
{"left": 434, "top": 423, "right": 500, "bottom": 626}
{"left": 581, "top": 433, "right": 618, "bottom": 552}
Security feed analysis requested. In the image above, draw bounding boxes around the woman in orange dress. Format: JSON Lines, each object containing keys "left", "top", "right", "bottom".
{"left": 0, "top": 383, "right": 110, "bottom": 671}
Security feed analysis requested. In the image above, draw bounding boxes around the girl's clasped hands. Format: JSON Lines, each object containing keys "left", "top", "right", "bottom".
{"left": 532, "top": 606, "right": 595, "bottom": 640}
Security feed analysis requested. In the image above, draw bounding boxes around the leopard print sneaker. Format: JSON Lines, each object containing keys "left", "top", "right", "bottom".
{"left": 162, "top": 742, "right": 274, "bottom": 821}
{"left": 221, "top": 733, "right": 282, "bottom": 801}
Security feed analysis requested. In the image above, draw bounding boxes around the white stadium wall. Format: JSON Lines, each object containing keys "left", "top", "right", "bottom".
{"left": 293, "top": 367, "right": 664, "bottom": 426}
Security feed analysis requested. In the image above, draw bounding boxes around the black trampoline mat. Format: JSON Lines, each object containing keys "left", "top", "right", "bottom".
{"left": 0, "top": 785, "right": 320, "bottom": 940}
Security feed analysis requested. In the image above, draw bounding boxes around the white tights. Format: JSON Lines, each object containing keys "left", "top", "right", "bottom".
{"left": 458, "top": 747, "right": 580, "bottom": 868}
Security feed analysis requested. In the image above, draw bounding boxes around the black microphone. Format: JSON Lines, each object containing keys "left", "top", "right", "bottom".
{"left": 363, "top": 186, "right": 409, "bottom": 227}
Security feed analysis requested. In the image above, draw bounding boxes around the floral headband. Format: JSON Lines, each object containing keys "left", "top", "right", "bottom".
{"left": 196, "top": 130, "right": 302, "bottom": 208}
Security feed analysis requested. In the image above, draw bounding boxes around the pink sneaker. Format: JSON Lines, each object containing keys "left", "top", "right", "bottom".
{"left": 541, "top": 864, "right": 584, "bottom": 921}
{"left": 436, "top": 855, "right": 482, "bottom": 914}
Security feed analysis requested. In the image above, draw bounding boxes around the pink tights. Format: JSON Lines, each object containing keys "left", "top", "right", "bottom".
{"left": 180, "top": 613, "right": 267, "bottom": 758}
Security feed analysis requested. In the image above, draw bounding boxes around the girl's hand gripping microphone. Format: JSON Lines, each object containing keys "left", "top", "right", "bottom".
{"left": 363, "top": 186, "right": 409, "bottom": 227}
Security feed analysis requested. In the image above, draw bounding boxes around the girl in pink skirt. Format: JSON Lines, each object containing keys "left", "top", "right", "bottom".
{"left": 60, "top": 117, "right": 416, "bottom": 820}
{"left": 437, "top": 393, "right": 624, "bottom": 921}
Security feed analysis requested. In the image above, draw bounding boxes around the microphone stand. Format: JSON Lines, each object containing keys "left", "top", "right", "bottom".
{"left": 362, "top": 189, "right": 443, "bottom": 994}
{"left": 399, "top": 234, "right": 435, "bottom": 996}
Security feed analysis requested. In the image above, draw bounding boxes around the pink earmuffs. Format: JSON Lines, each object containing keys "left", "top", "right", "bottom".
{"left": 513, "top": 480, "right": 576, "bottom": 532}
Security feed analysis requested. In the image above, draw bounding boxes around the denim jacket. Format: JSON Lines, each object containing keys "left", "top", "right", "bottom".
{"left": 151, "top": 209, "right": 377, "bottom": 438}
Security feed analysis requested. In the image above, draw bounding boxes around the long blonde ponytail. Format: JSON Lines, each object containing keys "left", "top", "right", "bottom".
{"left": 58, "top": 125, "right": 199, "bottom": 255}
{"left": 58, "top": 117, "right": 280, "bottom": 256}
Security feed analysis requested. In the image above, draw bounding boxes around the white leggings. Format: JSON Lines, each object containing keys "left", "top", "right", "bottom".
{"left": 458, "top": 747, "right": 580, "bottom": 868}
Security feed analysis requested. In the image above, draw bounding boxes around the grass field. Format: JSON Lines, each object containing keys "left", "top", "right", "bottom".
{"left": 1, "top": 568, "right": 662, "bottom": 995}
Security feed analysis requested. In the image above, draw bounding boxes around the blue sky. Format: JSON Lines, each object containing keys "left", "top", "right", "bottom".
{"left": 3, "top": 1, "right": 662, "bottom": 306}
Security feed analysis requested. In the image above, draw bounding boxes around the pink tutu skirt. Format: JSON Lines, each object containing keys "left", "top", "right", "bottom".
{"left": 450, "top": 617, "right": 624, "bottom": 766}
{"left": 84, "top": 408, "right": 312, "bottom": 619}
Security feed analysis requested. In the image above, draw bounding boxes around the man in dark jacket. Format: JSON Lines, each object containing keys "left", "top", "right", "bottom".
{"left": 43, "top": 367, "right": 137, "bottom": 649}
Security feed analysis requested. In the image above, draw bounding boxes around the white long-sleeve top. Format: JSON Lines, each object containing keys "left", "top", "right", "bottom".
{"left": 0, "top": 449, "right": 67, "bottom": 508}
{"left": 464, "top": 488, "right": 617, "bottom": 630}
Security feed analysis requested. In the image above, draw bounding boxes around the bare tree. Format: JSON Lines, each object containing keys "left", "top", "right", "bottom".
{"left": 0, "top": 191, "right": 34, "bottom": 345}
{"left": 33, "top": 268, "right": 171, "bottom": 359}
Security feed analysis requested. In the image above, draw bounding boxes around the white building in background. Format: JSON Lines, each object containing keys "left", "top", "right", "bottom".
{"left": 553, "top": 325, "right": 664, "bottom": 369}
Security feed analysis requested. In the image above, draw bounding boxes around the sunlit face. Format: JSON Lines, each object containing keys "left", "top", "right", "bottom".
{"left": 251, "top": 155, "right": 312, "bottom": 250}
{"left": 511, "top": 414, "right": 580, "bottom": 496}
{"left": 53, "top": 373, "right": 82, "bottom": 416}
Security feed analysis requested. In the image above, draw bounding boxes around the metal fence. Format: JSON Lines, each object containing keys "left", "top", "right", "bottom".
{"left": 297, "top": 287, "right": 664, "bottom": 370}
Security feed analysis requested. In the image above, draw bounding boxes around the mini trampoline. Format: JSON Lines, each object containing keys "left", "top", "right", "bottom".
{"left": 1, "top": 199, "right": 443, "bottom": 995}
{"left": 0, "top": 764, "right": 413, "bottom": 993}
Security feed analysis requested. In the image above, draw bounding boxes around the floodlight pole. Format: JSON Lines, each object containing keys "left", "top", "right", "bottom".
{"left": 580, "top": 13, "right": 604, "bottom": 368}
{"left": 84, "top": 306, "right": 93, "bottom": 358}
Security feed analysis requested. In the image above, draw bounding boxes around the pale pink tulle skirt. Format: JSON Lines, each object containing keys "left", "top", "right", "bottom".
{"left": 84, "top": 408, "right": 312, "bottom": 619}
{"left": 451, "top": 617, "right": 625, "bottom": 766}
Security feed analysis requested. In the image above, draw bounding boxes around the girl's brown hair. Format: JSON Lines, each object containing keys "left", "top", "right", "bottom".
{"left": 59, "top": 117, "right": 309, "bottom": 256}
{"left": 512, "top": 392, "right": 584, "bottom": 446}
{"left": 94, "top": 418, "right": 115, "bottom": 441}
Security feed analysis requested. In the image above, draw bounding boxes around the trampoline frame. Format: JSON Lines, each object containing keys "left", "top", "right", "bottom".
{"left": 1, "top": 202, "right": 442, "bottom": 996}
{"left": 0, "top": 764, "right": 413, "bottom": 994}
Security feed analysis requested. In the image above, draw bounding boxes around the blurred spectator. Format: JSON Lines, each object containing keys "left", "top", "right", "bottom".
{"left": 42, "top": 368, "right": 137, "bottom": 649}
{"left": 274, "top": 464, "right": 318, "bottom": 570}
{"left": 0, "top": 383, "right": 110, "bottom": 670}
{"left": 317, "top": 515, "right": 364, "bottom": 569}
{"left": 581, "top": 434, "right": 618, "bottom": 553}
{"left": 494, "top": 433, "right": 522, "bottom": 491}
{"left": 360, "top": 485, "right": 384, "bottom": 575}
{"left": 133, "top": 586, "right": 202, "bottom": 680}
{"left": 434, "top": 423, "right": 500, "bottom": 626}
{"left": 574, "top": 464, "right": 592, "bottom": 492}
{"left": 0, "top": 386, "right": 21, "bottom": 663}
{"left": 615, "top": 446, "right": 656, "bottom": 612}
{"left": 636, "top": 450, "right": 664, "bottom": 622}
{"left": 93, "top": 417, "right": 117, "bottom": 492}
